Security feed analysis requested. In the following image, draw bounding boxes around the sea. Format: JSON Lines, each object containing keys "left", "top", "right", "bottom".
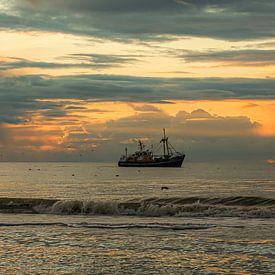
{"left": 0, "top": 161, "right": 274, "bottom": 274}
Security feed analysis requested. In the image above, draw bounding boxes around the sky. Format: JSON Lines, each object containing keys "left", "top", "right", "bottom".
{"left": 0, "top": 0, "right": 275, "bottom": 162}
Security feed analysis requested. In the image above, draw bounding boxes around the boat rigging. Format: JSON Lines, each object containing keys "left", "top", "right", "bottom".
{"left": 118, "top": 129, "right": 185, "bottom": 167}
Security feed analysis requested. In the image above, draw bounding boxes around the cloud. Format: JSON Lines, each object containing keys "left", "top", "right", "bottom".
{"left": 1, "top": 74, "right": 275, "bottom": 124}
{"left": 0, "top": 54, "right": 140, "bottom": 71}
{"left": 1, "top": 1, "right": 275, "bottom": 162}
{"left": 130, "top": 104, "right": 162, "bottom": 113}
{"left": 187, "top": 109, "right": 212, "bottom": 119}
{"left": 1, "top": 101, "right": 274, "bottom": 161}
{"left": 242, "top": 103, "right": 259, "bottom": 109}
{"left": 106, "top": 109, "right": 260, "bottom": 138}
{"left": 89, "top": 109, "right": 275, "bottom": 162}
{"left": 1, "top": 0, "right": 274, "bottom": 41}
{"left": 23, "top": 0, "right": 275, "bottom": 16}
{"left": 180, "top": 49, "right": 275, "bottom": 66}
{"left": 65, "top": 105, "right": 88, "bottom": 110}
{"left": 69, "top": 54, "right": 139, "bottom": 64}
{"left": 0, "top": 73, "right": 273, "bottom": 160}
{"left": 24, "top": 0, "right": 182, "bottom": 12}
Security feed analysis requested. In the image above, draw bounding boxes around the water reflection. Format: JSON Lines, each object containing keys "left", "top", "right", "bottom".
{"left": 0, "top": 225, "right": 273, "bottom": 274}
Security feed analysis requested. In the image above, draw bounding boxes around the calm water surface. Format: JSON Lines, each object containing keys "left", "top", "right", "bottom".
{"left": 0, "top": 161, "right": 274, "bottom": 199}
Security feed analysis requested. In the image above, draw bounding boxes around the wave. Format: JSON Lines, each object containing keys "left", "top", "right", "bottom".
{"left": 0, "top": 196, "right": 274, "bottom": 218}
{"left": 0, "top": 222, "right": 218, "bottom": 231}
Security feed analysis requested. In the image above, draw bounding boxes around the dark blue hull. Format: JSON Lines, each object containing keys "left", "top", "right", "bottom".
{"left": 118, "top": 155, "right": 185, "bottom": 167}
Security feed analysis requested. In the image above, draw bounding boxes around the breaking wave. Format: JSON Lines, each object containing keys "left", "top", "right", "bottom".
{"left": 0, "top": 196, "right": 274, "bottom": 218}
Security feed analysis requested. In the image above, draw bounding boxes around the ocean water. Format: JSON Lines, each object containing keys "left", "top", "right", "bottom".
{"left": 0, "top": 161, "right": 274, "bottom": 274}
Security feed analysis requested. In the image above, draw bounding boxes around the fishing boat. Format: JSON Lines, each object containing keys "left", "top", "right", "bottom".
{"left": 118, "top": 129, "right": 185, "bottom": 167}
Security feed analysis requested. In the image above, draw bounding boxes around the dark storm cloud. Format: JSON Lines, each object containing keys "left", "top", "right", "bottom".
{"left": 1, "top": 74, "right": 275, "bottom": 124}
{"left": 181, "top": 49, "right": 275, "bottom": 66}
{"left": 0, "top": 54, "right": 139, "bottom": 70}
{"left": 1, "top": 0, "right": 273, "bottom": 41}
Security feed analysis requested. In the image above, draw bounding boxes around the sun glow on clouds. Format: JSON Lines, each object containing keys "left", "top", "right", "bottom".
{"left": 3, "top": 99, "right": 275, "bottom": 130}
{"left": 162, "top": 100, "right": 275, "bottom": 136}
{"left": 1, "top": 0, "right": 275, "bottom": 161}
{"left": 2, "top": 100, "right": 274, "bottom": 158}
{"left": 1, "top": 29, "right": 275, "bottom": 78}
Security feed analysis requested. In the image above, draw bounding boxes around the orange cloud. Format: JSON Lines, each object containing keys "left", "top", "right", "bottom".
{"left": 1, "top": 98, "right": 275, "bottom": 161}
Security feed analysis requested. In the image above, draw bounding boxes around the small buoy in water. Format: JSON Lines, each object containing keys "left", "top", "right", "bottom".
{"left": 28, "top": 168, "right": 32, "bottom": 171}
{"left": 138, "top": 170, "right": 141, "bottom": 172}
{"left": 72, "top": 174, "right": 75, "bottom": 176}
{"left": 115, "top": 174, "right": 119, "bottom": 177}
{"left": 161, "top": 186, "right": 169, "bottom": 190}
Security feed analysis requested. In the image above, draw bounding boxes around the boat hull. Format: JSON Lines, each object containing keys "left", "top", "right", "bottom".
{"left": 118, "top": 155, "right": 185, "bottom": 167}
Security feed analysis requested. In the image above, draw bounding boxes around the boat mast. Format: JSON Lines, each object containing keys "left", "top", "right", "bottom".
{"left": 161, "top": 128, "right": 170, "bottom": 156}
{"left": 138, "top": 140, "right": 144, "bottom": 151}
{"left": 163, "top": 129, "right": 166, "bottom": 155}
{"left": 165, "top": 129, "right": 169, "bottom": 155}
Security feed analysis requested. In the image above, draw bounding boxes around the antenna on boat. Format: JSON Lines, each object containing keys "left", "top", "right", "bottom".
{"left": 125, "top": 147, "right": 128, "bottom": 157}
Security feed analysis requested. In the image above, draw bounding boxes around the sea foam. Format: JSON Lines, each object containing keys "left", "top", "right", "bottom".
{"left": 0, "top": 196, "right": 274, "bottom": 218}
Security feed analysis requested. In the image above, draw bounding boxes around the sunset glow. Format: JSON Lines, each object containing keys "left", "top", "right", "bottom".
{"left": 1, "top": 0, "right": 275, "bottom": 161}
